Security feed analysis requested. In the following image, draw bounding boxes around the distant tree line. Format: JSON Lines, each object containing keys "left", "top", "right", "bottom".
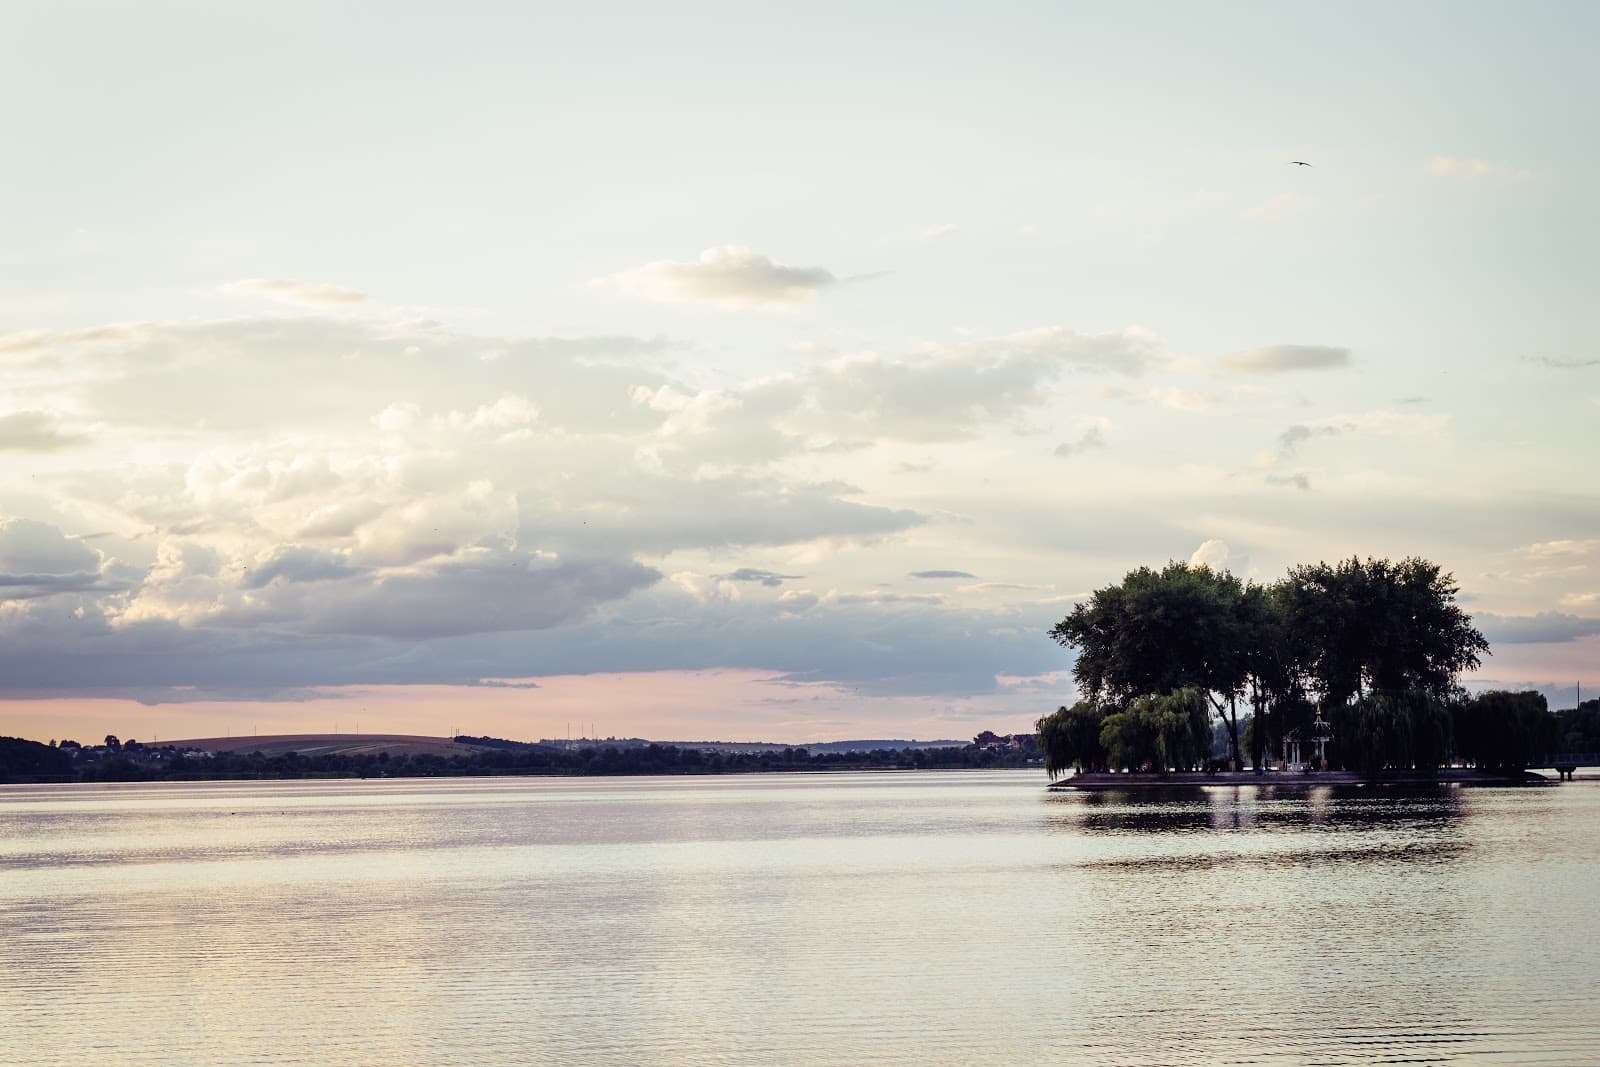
{"left": 1559, "top": 697, "right": 1600, "bottom": 751}
{"left": 0, "top": 733, "right": 1041, "bottom": 784}
{"left": 1036, "top": 556, "right": 1568, "bottom": 778}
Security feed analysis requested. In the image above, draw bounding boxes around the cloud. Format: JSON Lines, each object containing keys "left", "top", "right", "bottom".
{"left": 833, "top": 591, "right": 945, "bottom": 606}
{"left": 1100, "top": 386, "right": 1220, "bottom": 411}
{"left": 1189, "top": 539, "right": 1230, "bottom": 570}
{"left": 517, "top": 474, "right": 926, "bottom": 557}
{"left": 28, "top": 296, "right": 1583, "bottom": 717}
{"left": 0, "top": 331, "right": 53, "bottom": 357}
{"left": 717, "top": 568, "right": 804, "bottom": 587}
{"left": 1427, "top": 157, "right": 1533, "bottom": 180}
{"left": 0, "top": 314, "right": 943, "bottom": 612}
{"left": 472, "top": 678, "right": 543, "bottom": 690}
{"left": 0, "top": 549, "right": 1067, "bottom": 701}
{"left": 0, "top": 517, "right": 101, "bottom": 578}
{"left": 1474, "top": 611, "right": 1600, "bottom": 645}
{"left": 1313, "top": 410, "right": 1449, "bottom": 438}
{"left": 1522, "top": 356, "right": 1600, "bottom": 369}
{"left": 0, "top": 411, "right": 92, "bottom": 451}
{"left": 1277, "top": 423, "right": 1344, "bottom": 456}
{"left": 58, "top": 317, "right": 675, "bottom": 436}
{"left": 26, "top": 464, "right": 1597, "bottom": 708}
{"left": 115, "top": 534, "right": 663, "bottom": 641}
{"left": 122, "top": 685, "right": 355, "bottom": 706}
{"left": 219, "top": 279, "right": 369, "bottom": 308}
{"left": 924, "top": 223, "right": 960, "bottom": 239}
{"left": 950, "top": 325, "right": 1166, "bottom": 378}
{"left": 629, "top": 325, "right": 1167, "bottom": 470}
{"left": 1427, "top": 156, "right": 1497, "bottom": 178}
{"left": 1277, "top": 410, "right": 1448, "bottom": 460}
{"left": 1220, "top": 344, "right": 1351, "bottom": 374}
{"left": 599, "top": 246, "right": 839, "bottom": 308}
{"left": 243, "top": 546, "right": 367, "bottom": 589}
{"left": 910, "top": 570, "right": 976, "bottom": 579}
{"left": 26, "top": 313, "right": 1166, "bottom": 487}
{"left": 264, "top": 555, "right": 662, "bottom": 640}
{"left": 0, "top": 516, "right": 121, "bottom": 601}
{"left": 1054, "top": 425, "right": 1107, "bottom": 457}
{"left": 0, "top": 325, "right": 145, "bottom": 369}
{"left": 1258, "top": 409, "right": 1449, "bottom": 489}
{"left": 1518, "top": 539, "right": 1600, "bottom": 559}
{"left": 59, "top": 405, "right": 926, "bottom": 566}
{"left": 1265, "top": 472, "right": 1312, "bottom": 491}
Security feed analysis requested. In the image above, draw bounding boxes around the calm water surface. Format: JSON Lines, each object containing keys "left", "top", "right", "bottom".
{"left": 3, "top": 771, "right": 1598, "bottom": 1065}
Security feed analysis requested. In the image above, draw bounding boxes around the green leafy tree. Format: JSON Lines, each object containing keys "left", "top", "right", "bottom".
{"left": 1148, "top": 688, "right": 1213, "bottom": 771}
{"left": 1050, "top": 555, "right": 1490, "bottom": 775}
{"left": 1558, "top": 698, "right": 1600, "bottom": 751}
{"left": 1051, "top": 562, "right": 1250, "bottom": 765}
{"left": 1454, "top": 690, "right": 1558, "bottom": 770}
{"left": 1096, "top": 689, "right": 1212, "bottom": 772}
{"left": 1036, "top": 700, "right": 1108, "bottom": 778}
{"left": 0, "top": 737, "right": 75, "bottom": 782}
{"left": 1331, "top": 690, "right": 1454, "bottom": 773}
{"left": 1238, "top": 581, "right": 1312, "bottom": 770}
{"left": 1097, "top": 706, "right": 1152, "bottom": 772}
{"left": 1279, "top": 557, "right": 1487, "bottom": 709}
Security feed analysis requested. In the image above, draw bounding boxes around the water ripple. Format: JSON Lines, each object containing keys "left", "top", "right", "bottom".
{"left": 2, "top": 773, "right": 1598, "bottom": 1065}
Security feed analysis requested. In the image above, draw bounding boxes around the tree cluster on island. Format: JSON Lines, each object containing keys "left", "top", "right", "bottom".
{"left": 1037, "top": 556, "right": 1567, "bottom": 778}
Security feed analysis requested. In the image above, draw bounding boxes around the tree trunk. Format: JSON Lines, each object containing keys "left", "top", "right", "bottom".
{"left": 1249, "top": 682, "right": 1265, "bottom": 771}
{"left": 1211, "top": 693, "right": 1241, "bottom": 769}
{"left": 1228, "top": 693, "right": 1242, "bottom": 769}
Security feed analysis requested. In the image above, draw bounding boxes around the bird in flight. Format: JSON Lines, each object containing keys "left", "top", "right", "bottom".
{"left": 1289, "top": 161, "right": 1313, "bottom": 167}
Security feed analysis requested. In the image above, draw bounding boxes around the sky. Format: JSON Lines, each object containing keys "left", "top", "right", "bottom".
{"left": 1, "top": 2, "right": 1596, "bottom": 745}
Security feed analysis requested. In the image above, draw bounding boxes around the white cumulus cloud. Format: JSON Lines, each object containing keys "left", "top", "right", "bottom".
{"left": 0, "top": 411, "right": 92, "bottom": 451}
{"left": 219, "top": 279, "right": 369, "bottom": 308}
{"left": 599, "top": 246, "right": 839, "bottom": 308}
{"left": 1189, "top": 539, "right": 1230, "bottom": 570}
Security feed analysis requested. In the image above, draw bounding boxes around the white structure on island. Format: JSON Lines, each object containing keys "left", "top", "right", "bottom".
{"left": 1281, "top": 706, "right": 1334, "bottom": 772}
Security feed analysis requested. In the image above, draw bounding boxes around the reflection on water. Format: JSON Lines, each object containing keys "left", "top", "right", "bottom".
{"left": 2, "top": 773, "right": 1597, "bottom": 1065}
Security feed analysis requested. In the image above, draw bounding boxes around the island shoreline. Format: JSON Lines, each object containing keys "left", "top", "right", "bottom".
{"left": 1050, "top": 768, "right": 1550, "bottom": 790}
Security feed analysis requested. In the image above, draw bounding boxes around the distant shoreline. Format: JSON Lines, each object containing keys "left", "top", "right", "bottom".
{"left": 0, "top": 732, "right": 1041, "bottom": 784}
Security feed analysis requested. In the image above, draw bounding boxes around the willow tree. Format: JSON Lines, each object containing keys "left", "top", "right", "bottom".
{"left": 1454, "top": 690, "right": 1558, "bottom": 771}
{"left": 1036, "top": 700, "right": 1108, "bottom": 779}
{"left": 1097, "top": 688, "right": 1213, "bottom": 773}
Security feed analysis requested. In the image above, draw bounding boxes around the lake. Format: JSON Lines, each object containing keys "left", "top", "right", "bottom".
{"left": 2, "top": 771, "right": 1597, "bottom": 1065}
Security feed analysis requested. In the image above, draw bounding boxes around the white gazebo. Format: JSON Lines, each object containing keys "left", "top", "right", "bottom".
{"left": 1281, "top": 706, "right": 1334, "bottom": 771}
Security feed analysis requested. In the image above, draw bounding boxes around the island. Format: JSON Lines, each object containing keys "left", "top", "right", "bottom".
{"left": 1036, "top": 556, "right": 1595, "bottom": 787}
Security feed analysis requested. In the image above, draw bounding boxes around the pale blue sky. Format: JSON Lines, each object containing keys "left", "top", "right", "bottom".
{"left": 0, "top": 3, "right": 1595, "bottom": 741}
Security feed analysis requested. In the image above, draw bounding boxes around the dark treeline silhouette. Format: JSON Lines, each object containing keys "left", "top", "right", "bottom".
{"left": 1560, "top": 698, "right": 1600, "bottom": 751}
{"left": 0, "top": 733, "right": 1040, "bottom": 784}
{"left": 1035, "top": 557, "right": 1569, "bottom": 778}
